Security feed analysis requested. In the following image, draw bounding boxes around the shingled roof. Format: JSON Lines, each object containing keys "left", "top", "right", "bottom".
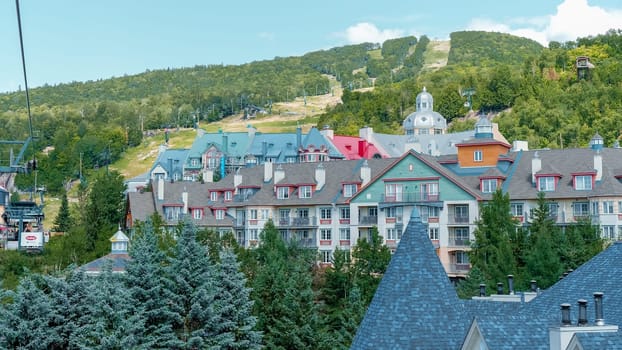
{"left": 351, "top": 208, "right": 468, "bottom": 349}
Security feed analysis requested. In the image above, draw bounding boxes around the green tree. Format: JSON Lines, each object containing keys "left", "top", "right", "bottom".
{"left": 560, "top": 219, "right": 605, "bottom": 269}
{"left": 456, "top": 265, "right": 486, "bottom": 299}
{"left": 52, "top": 191, "right": 73, "bottom": 233}
{"left": 470, "top": 189, "right": 518, "bottom": 291}
{"left": 351, "top": 226, "right": 391, "bottom": 304}
{"left": 83, "top": 170, "right": 126, "bottom": 251}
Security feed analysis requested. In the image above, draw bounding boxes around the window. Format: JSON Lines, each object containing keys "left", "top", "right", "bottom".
{"left": 339, "top": 228, "right": 350, "bottom": 240}
{"left": 455, "top": 251, "right": 469, "bottom": 264}
{"left": 547, "top": 203, "right": 559, "bottom": 218}
{"left": 592, "top": 201, "right": 599, "bottom": 216}
{"left": 429, "top": 227, "right": 439, "bottom": 240}
{"left": 193, "top": 208, "right": 202, "bottom": 220}
{"left": 249, "top": 229, "right": 258, "bottom": 240}
{"left": 299, "top": 185, "right": 312, "bottom": 199}
{"left": 320, "top": 207, "right": 332, "bottom": 220}
{"left": 320, "top": 251, "right": 332, "bottom": 264}
{"left": 164, "top": 206, "right": 181, "bottom": 221}
{"left": 455, "top": 205, "right": 469, "bottom": 220}
{"left": 387, "top": 228, "right": 398, "bottom": 240}
{"left": 250, "top": 209, "right": 258, "bottom": 220}
{"left": 481, "top": 179, "right": 498, "bottom": 193}
{"left": 297, "top": 208, "right": 309, "bottom": 218}
{"left": 386, "top": 206, "right": 402, "bottom": 219}
{"left": 619, "top": 201, "right": 622, "bottom": 213}
{"left": 210, "top": 191, "right": 218, "bottom": 201}
{"left": 474, "top": 150, "right": 483, "bottom": 162}
{"left": 385, "top": 184, "right": 403, "bottom": 202}
{"left": 538, "top": 177, "right": 556, "bottom": 191}
{"left": 421, "top": 183, "right": 439, "bottom": 200}
{"left": 343, "top": 184, "right": 357, "bottom": 197}
{"left": 277, "top": 186, "right": 289, "bottom": 199}
{"left": 428, "top": 206, "right": 440, "bottom": 218}
{"left": 320, "top": 229, "right": 332, "bottom": 240}
{"left": 455, "top": 227, "right": 470, "bottom": 240}
{"left": 224, "top": 191, "right": 232, "bottom": 201}
{"left": 603, "top": 226, "right": 616, "bottom": 240}
{"left": 510, "top": 203, "right": 524, "bottom": 217}
{"left": 573, "top": 202, "right": 590, "bottom": 217}
{"left": 279, "top": 209, "right": 290, "bottom": 220}
{"left": 575, "top": 175, "right": 593, "bottom": 190}
{"left": 618, "top": 225, "right": 622, "bottom": 240}
{"left": 215, "top": 210, "right": 224, "bottom": 220}
{"left": 191, "top": 158, "right": 199, "bottom": 166}
{"left": 261, "top": 209, "right": 270, "bottom": 220}
{"left": 340, "top": 207, "right": 350, "bottom": 220}
{"left": 603, "top": 201, "right": 614, "bottom": 214}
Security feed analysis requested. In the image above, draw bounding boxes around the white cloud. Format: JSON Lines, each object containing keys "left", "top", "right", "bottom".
{"left": 341, "top": 22, "right": 405, "bottom": 44}
{"left": 466, "top": 0, "right": 622, "bottom": 46}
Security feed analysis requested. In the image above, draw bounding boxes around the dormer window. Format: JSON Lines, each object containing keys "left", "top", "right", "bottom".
{"left": 481, "top": 179, "right": 498, "bottom": 193}
{"left": 538, "top": 176, "right": 556, "bottom": 191}
{"left": 215, "top": 209, "right": 225, "bottom": 220}
{"left": 573, "top": 174, "right": 594, "bottom": 190}
{"left": 474, "top": 150, "right": 483, "bottom": 162}
{"left": 224, "top": 191, "right": 232, "bottom": 201}
{"left": 343, "top": 184, "right": 358, "bottom": 198}
{"left": 277, "top": 186, "right": 290, "bottom": 199}
{"left": 193, "top": 208, "right": 203, "bottom": 220}
{"left": 210, "top": 191, "right": 218, "bottom": 201}
{"left": 299, "top": 185, "right": 312, "bottom": 199}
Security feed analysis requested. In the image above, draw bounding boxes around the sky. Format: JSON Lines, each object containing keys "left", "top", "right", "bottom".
{"left": 1, "top": 0, "right": 622, "bottom": 93}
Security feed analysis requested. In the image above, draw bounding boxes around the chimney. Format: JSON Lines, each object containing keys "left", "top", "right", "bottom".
{"left": 182, "top": 187, "right": 188, "bottom": 215}
{"left": 530, "top": 280, "right": 538, "bottom": 293}
{"left": 264, "top": 161, "right": 273, "bottom": 182}
{"left": 561, "top": 303, "right": 572, "bottom": 326}
{"left": 296, "top": 126, "right": 302, "bottom": 150}
{"left": 315, "top": 164, "right": 325, "bottom": 190}
{"left": 594, "top": 150, "right": 602, "bottom": 181}
{"left": 262, "top": 141, "right": 268, "bottom": 160}
{"left": 167, "top": 158, "right": 173, "bottom": 181}
{"left": 360, "top": 160, "right": 371, "bottom": 186}
{"left": 496, "top": 282, "right": 503, "bottom": 295}
{"left": 157, "top": 177, "right": 164, "bottom": 201}
{"left": 358, "top": 139, "right": 366, "bottom": 158}
{"left": 531, "top": 151, "right": 541, "bottom": 184}
{"left": 577, "top": 299, "right": 588, "bottom": 326}
{"left": 274, "top": 164, "right": 285, "bottom": 184}
{"left": 359, "top": 125, "right": 373, "bottom": 142}
{"left": 507, "top": 275, "right": 514, "bottom": 295}
{"left": 594, "top": 292, "right": 604, "bottom": 326}
{"left": 320, "top": 125, "right": 334, "bottom": 140}
{"left": 479, "top": 283, "right": 486, "bottom": 297}
{"left": 234, "top": 169, "right": 243, "bottom": 189}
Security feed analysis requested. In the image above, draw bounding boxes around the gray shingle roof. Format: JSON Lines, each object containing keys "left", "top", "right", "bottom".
{"left": 351, "top": 208, "right": 468, "bottom": 349}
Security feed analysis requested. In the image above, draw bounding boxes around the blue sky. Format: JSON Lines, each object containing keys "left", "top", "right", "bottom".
{"left": 1, "top": 0, "right": 621, "bottom": 93}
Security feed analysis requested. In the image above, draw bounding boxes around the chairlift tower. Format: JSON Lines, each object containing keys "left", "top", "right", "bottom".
{"left": 460, "top": 88, "right": 476, "bottom": 111}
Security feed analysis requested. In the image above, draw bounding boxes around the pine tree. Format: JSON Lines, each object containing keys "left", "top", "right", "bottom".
{"left": 251, "top": 220, "right": 325, "bottom": 349}
{"left": 125, "top": 221, "right": 181, "bottom": 349}
{"left": 52, "top": 191, "right": 73, "bottom": 233}
{"left": 560, "top": 219, "right": 605, "bottom": 270}
{"left": 456, "top": 266, "right": 486, "bottom": 299}
{"left": 213, "top": 248, "right": 262, "bottom": 349}
{"left": 0, "top": 276, "right": 59, "bottom": 349}
{"left": 167, "top": 219, "right": 220, "bottom": 346}
{"left": 470, "top": 189, "right": 518, "bottom": 291}
{"left": 333, "top": 286, "right": 366, "bottom": 349}
{"left": 351, "top": 226, "right": 391, "bottom": 304}
{"left": 524, "top": 192, "right": 563, "bottom": 289}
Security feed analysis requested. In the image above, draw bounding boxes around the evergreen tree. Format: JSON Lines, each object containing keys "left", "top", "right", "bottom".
{"left": 524, "top": 192, "right": 563, "bottom": 289}
{"left": 52, "top": 191, "right": 73, "bottom": 232}
{"left": 351, "top": 226, "right": 391, "bottom": 304}
{"left": 251, "top": 220, "right": 325, "bottom": 349}
{"left": 0, "top": 276, "right": 59, "bottom": 349}
{"left": 83, "top": 170, "right": 126, "bottom": 251}
{"left": 470, "top": 189, "right": 518, "bottom": 291}
{"left": 212, "top": 248, "right": 262, "bottom": 349}
{"left": 167, "top": 219, "right": 220, "bottom": 347}
{"left": 321, "top": 247, "right": 353, "bottom": 322}
{"left": 560, "top": 219, "right": 605, "bottom": 269}
{"left": 332, "top": 286, "right": 366, "bottom": 349}
{"left": 125, "top": 221, "right": 181, "bottom": 349}
{"left": 456, "top": 266, "right": 486, "bottom": 299}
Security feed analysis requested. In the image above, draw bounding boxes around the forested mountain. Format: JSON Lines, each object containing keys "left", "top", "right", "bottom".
{"left": 2, "top": 30, "right": 622, "bottom": 194}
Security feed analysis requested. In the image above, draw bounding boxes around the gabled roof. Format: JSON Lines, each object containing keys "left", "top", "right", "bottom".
{"left": 127, "top": 191, "right": 156, "bottom": 223}
{"left": 330, "top": 135, "right": 386, "bottom": 159}
{"left": 351, "top": 208, "right": 468, "bottom": 349}
{"left": 188, "top": 131, "right": 251, "bottom": 160}
{"left": 150, "top": 148, "right": 189, "bottom": 176}
{"left": 248, "top": 133, "right": 298, "bottom": 162}
{"left": 505, "top": 148, "right": 622, "bottom": 200}
{"left": 302, "top": 127, "right": 344, "bottom": 159}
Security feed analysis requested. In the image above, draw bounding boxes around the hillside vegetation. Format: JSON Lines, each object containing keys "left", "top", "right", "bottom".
{"left": 2, "top": 30, "right": 622, "bottom": 197}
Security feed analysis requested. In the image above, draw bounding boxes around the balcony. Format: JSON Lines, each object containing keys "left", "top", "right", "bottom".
{"left": 359, "top": 215, "right": 378, "bottom": 225}
{"left": 448, "top": 214, "right": 470, "bottom": 224}
{"left": 448, "top": 236, "right": 471, "bottom": 247}
{"left": 449, "top": 263, "right": 471, "bottom": 273}
{"left": 380, "top": 192, "right": 441, "bottom": 203}
{"left": 277, "top": 216, "right": 317, "bottom": 227}
{"left": 281, "top": 231, "right": 317, "bottom": 248}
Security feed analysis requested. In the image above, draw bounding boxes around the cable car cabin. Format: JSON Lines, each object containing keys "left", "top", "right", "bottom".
{"left": 1, "top": 200, "right": 45, "bottom": 252}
